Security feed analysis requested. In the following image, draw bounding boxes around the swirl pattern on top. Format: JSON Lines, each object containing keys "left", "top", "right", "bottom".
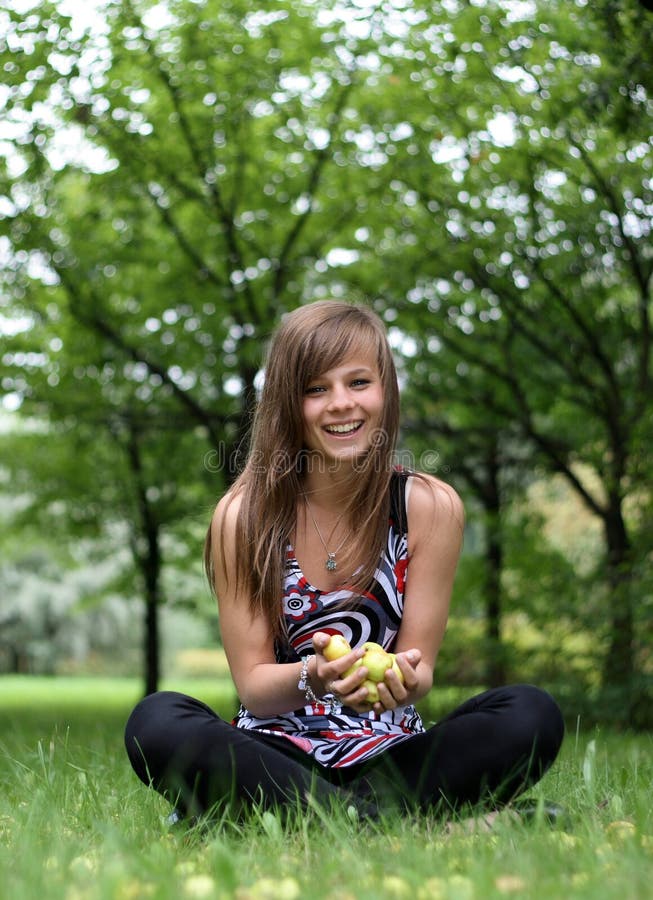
{"left": 232, "top": 470, "right": 424, "bottom": 768}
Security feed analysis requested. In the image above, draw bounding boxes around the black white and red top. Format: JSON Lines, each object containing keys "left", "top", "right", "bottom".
{"left": 233, "top": 470, "right": 425, "bottom": 768}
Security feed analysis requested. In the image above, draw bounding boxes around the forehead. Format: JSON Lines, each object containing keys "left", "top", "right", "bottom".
{"left": 309, "top": 353, "right": 379, "bottom": 380}
{"left": 303, "top": 326, "right": 384, "bottom": 383}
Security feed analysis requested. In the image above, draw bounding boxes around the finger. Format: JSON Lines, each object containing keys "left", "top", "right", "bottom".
{"left": 375, "top": 680, "right": 398, "bottom": 709}
{"left": 326, "top": 679, "right": 344, "bottom": 696}
{"left": 393, "top": 652, "right": 419, "bottom": 686}
{"left": 384, "top": 666, "right": 409, "bottom": 695}
{"left": 351, "top": 682, "right": 374, "bottom": 708}
{"left": 337, "top": 647, "right": 365, "bottom": 674}
{"left": 328, "top": 673, "right": 366, "bottom": 707}
{"left": 337, "top": 668, "right": 368, "bottom": 699}
{"left": 312, "top": 632, "right": 331, "bottom": 652}
{"left": 390, "top": 672, "right": 415, "bottom": 699}
{"left": 403, "top": 649, "right": 421, "bottom": 669}
{"left": 335, "top": 652, "right": 366, "bottom": 679}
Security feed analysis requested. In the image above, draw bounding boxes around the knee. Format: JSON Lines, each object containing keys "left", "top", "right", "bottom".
{"left": 124, "top": 691, "right": 188, "bottom": 764}
{"left": 513, "top": 684, "right": 565, "bottom": 767}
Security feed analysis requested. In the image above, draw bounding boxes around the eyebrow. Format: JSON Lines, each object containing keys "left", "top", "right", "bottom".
{"left": 307, "top": 364, "right": 377, "bottom": 384}
{"left": 343, "top": 365, "right": 376, "bottom": 375}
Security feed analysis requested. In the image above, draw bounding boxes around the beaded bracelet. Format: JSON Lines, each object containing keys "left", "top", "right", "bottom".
{"left": 298, "top": 655, "right": 319, "bottom": 704}
{"left": 298, "top": 655, "right": 342, "bottom": 714}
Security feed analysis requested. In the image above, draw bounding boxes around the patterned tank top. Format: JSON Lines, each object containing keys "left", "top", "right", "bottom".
{"left": 233, "top": 469, "right": 424, "bottom": 768}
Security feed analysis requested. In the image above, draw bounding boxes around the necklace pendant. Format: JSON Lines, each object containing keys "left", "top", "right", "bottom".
{"left": 325, "top": 554, "right": 337, "bottom": 572}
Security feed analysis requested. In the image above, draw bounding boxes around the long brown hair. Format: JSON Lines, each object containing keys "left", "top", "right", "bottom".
{"left": 204, "top": 300, "right": 401, "bottom": 636}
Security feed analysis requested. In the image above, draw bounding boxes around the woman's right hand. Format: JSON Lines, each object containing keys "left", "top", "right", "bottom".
{"left": 311, "top": 632, "right": 373, "bottom": 712}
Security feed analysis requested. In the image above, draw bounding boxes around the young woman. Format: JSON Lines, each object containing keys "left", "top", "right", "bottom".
{"left": 125, "top": 301, "right": 564, "bottom": 822}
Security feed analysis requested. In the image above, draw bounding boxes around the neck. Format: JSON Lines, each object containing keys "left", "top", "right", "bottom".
{"left": 301, "top": 466, "right": 360, "bottom": 510}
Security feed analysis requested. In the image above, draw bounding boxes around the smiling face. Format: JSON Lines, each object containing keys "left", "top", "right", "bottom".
{"left": 252, "top": 302, "right": 400, "bottom": 484}
{"left": 301, "top": 354, "right": 385, "bottom": 465}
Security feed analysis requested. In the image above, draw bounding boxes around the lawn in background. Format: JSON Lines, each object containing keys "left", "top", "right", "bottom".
{"left": 1, "top": 676, "right": 652, "bottom": 899}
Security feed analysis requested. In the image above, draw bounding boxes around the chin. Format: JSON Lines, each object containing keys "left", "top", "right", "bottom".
{"left": 326, "top": 446, "right": 374, "bottom": 469}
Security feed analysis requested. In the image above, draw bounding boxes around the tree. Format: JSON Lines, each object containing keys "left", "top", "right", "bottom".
{"left": 403, "top": 364, "right": 530, "bottom": 687}
{"left": 0, "top": 0, "right": 418, "bottom": 689}
{"left": 344, "top": 0, "right": 653, "bottom": 716}
{"left": 2, "top": 0, "right": 651, "bottom": 718}
{"left": 0, "top": 0, "right": 392, "bottom": 458}
{"left": 1, "top": 379, "right": 210, "bottom": 690}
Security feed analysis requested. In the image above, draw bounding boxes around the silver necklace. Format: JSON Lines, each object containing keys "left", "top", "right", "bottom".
{"left": 302, "top": 494, "right": 349, "bottom": 572}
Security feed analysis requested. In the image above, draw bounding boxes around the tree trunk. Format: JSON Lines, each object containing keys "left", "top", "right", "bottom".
{"left": 483, "top": 447, "right": 507, "bottom": 687}
{"left": 142, "top": 524, "right": 161, "bottom": 696}
{"left": 602, "top": 500, "right": 634, "bottom": 696}
{"left": 123, "top": 423, "right": 163, "bottom": 696}
{"left": 485, "top": 512, "right": 507, "bottom": 687}
{"left": 4, "top": 645, "right": 21, "bottom": 674}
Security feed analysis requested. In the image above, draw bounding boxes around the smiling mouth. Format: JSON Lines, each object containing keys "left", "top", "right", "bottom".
{"left": 323, "top": 421, "right": 363, "bottom": 435}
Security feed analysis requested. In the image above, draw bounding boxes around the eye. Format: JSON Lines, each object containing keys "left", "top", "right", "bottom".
{"left": 304, "top": 384, "right": 325, "bottom": 395}
{"left": 351, "top": 378, "right": 371, "bottom": 388}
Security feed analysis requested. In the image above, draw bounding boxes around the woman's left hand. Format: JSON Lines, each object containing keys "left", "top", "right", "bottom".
{"left": 371, "top": 649, "right": 421, "bottom": 713}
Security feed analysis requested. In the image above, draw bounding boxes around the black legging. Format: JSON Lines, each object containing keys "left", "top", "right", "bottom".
{"left": 124, "top": 684, "right": 564, "bottom": 819}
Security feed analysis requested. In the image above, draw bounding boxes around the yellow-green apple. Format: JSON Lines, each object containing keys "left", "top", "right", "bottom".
{"left": 323, "top": 636, "right": 404, "bottom": 694}
{"left": 323, "top": 634, "right": 352, "bottom": 661}
{"left": 363, "top": 680, "right": 380, "bottom": 704}
{"left": 389, "top": 653, "right": 405, "bottom": 684}
{"left": 360, "top": 642, "right": 393, "bottom": 681}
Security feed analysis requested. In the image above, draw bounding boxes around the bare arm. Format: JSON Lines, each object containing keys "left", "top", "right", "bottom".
{"left": 372, "top": 474, "right": 464, "bottom": 711}
{"left": 212, "top": 474, "right": 463, "bottom": 717}
{"left": 212, "top": 492, "right": 368, "bottom": 716}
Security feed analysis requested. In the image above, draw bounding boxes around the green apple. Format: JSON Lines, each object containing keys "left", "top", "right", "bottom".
{"left": 343, "top": 656, "right": 364, "bottom": 678}
{"left": 389, "top": 653, "right": 405, "bottom": 684}
{"left": 363, "top": 680, "right": 380, "bottom": 704}
{"left": 324, "top": 636, "right": 404, "bottom": 695}
{"left": 323, "top": 634, "right": 365, "bottom": 679}
{"left": 323, "top": 634, "right": 352, "bottom": 661}
{"left": 361, "top": 642, "right": 393, "bottom": 682}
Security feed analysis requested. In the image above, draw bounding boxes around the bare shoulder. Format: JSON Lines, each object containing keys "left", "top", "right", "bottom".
{"left": 406, "top": 473, "right": 465, "bottom": 546}
{"left": 408, "top": 472, "right": 464, "bottom": 518}
{"left": 212, "top": 485, "right": 243, "bottom": 535}
{"left": 210, "top": 486, "right": 245, "bottom": 577}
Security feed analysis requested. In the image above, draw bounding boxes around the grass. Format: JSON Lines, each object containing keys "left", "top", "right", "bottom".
{"left": 1, "top": 676, "right": 652, "bottom": 899}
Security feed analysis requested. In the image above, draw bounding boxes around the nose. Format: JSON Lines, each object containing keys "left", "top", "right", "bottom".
{"left": 327, "top": 382, "right": 355, "bottom": 411}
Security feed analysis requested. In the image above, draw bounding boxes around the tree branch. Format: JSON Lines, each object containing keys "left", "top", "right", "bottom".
{"left": 272, "top": 74, "right": 357, "bottom": 299}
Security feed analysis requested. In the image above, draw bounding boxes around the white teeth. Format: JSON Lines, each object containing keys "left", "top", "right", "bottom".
{"left": 324, "top": 422, "right": 362, "bottom": 434}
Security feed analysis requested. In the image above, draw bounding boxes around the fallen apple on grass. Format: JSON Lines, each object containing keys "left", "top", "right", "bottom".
{"left": 323, "top": 634, "right": 404, "bottom": 703}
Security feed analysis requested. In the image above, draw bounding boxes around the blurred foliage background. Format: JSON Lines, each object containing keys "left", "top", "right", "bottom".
{"left": 0, "top": 0, "right": 651, "bottom": 726}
